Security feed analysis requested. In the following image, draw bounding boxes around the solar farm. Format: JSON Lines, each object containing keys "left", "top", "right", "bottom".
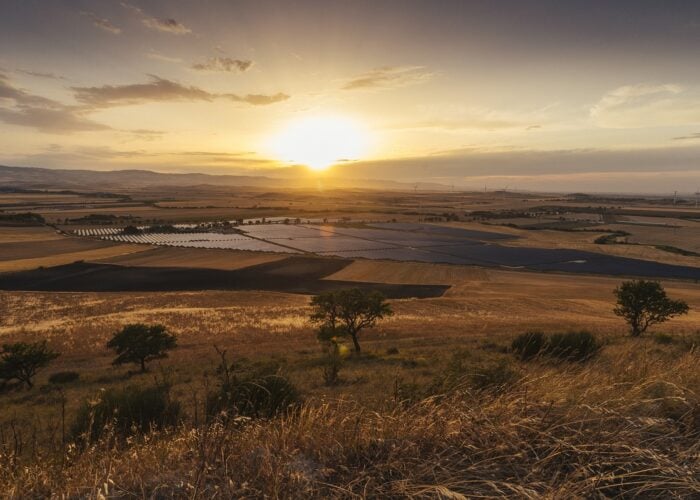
{"left": 73, "top": 222, "right": 700, "bottom": 280}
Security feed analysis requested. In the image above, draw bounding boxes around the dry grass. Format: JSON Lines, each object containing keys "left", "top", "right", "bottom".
{"left": 1, "top": 342, "right": 698, "bottom": 498}
{"left": 0, "top": 244, "right": 150, "bottom": 272}
{"left": 97, "top": 246, "right": 286, "bottom": 270}
{"left": 0, "top": 227, "right": 65, "bottom": 243}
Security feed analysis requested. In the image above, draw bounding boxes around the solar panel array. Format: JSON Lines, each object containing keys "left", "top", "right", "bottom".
{"left": 71, "top": 223, "right": 700, "bottom": 279}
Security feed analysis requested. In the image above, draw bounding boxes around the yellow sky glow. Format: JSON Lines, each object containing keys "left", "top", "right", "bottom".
{"left": 267, "top": 116, "right": 371, "bottom": 171}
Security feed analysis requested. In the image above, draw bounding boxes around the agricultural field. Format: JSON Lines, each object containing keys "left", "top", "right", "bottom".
{"left": 1, "top": 186, "right": 699, "bottom": 496}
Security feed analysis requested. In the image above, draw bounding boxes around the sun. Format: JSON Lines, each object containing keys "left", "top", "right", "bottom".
{"left": 268, "top": 116, "right": 369, "bottom": 171}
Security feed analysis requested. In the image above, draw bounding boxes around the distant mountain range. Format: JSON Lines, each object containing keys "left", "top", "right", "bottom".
{"left": 0, "top": 165, "right": 449, "bottom": 192}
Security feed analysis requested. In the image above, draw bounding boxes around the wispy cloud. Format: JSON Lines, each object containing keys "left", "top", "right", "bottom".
{"left": 145, "top": 50, "right": 183, "bottom": 64}
{"left": 192, "top": 57, "right": 254, "bottom": 73}
{"left": 342, "top": 66, "right": 434, "bottom": 91}
{"left": 0, "top": 74, "right": 108, "bottom": 133}
{"left": 80, "top": 11, "right": 121, "bottom": 35}
{"left": 16, "top": 69, "right": 66, "bottom": 80}
{"left": 673, "top": 132, "right": 700, "bottom": 141}
{"left": 71, "top": 75, "right": 289, "bottom": 107}
{"left": 121, "top": 2, "right": 191, "bottom": 35}
{"left": 591, "top": 83, "right": 700, "bottom": 128}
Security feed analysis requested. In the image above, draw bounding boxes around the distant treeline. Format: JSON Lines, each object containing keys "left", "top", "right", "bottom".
{"left": 0, "top": 212, "right": 45, "bottom": 226}
{"left": 0, "top": 186, "right": 131, "bottom": 200}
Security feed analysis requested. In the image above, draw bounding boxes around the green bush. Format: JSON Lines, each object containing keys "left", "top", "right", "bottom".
{"left": 511, "top": 331, "right": 547, "bottom": 360}
{"left": 512, "top": 331, "right": 601, "bottom": 362}
{"left": 546, "top": 331, "right": 600, "bottom": 362}
{"left": 207, "top": 375, "right": 300, "bottom": 419}
{"left": 48, "top": 371, "right": 80, "bottom": 384}
{"left": 321, "top": 343, "right": 343, "bottom": 386}
{"left": 206, "top": 347, "right": 300, "bottom": 420}
{"left": 470, "top": 361, "right": 521, "bottom": 393}
{"left": 653, "top": 333, "right": 674, "bottom": 345}
{"left": 72, "top": 384, "right": 180, "bottom": 443}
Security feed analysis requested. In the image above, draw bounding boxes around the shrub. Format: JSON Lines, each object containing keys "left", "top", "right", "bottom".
{"left": 653, "top": 333, "right": 674, "bottom": 345}
{"left": 48, "top": 371, "right": 80, "bottom": 384}
{"left": 470, "top": 361, "right": 521, "bottom": 393}
{"left": 546, "top": 331, "right": 600, "bottom": 362}
{"left": 72, "top": 383, "right": 180, "bottom": 443}
{"left": 321, "top": 342, "right": 345, "bottom": 386}
{"left": 386, "top": 347, "right": 399, "bottom": 355}
{"left": 511, "top": 331, "right": 547, "bottom": 360}
{"left": 207, "top": 375, "right": 300, "bottom": 419}
{"left": 206, "top": 348, "right": 300, "bottom": 419}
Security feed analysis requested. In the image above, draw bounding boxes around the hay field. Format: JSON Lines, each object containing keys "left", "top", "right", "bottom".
{"left": 0, "top": 228, "right": 150, "bottom": 272}
{"left": 96, "top": 246, "right": 286, "bottom": 270}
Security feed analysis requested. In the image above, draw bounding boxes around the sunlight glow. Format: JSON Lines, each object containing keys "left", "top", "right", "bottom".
{"left": 268, "top": 116, "right": 369, "bottom": 171}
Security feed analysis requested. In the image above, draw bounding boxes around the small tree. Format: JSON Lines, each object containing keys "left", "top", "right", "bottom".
{"left": 122, "top": 225, "right": 141, "bottom": 235}
{"left": 310, "top": 288, "right": 393, "bottom": 353}
{"left": 107, "top": 323, "right": 177, "bottom": 372}
{"left": 614, "top": 280, "right": 689, "bottom": 337}
{"left": 0, "top": 341, "right": 59, "bottom": 389}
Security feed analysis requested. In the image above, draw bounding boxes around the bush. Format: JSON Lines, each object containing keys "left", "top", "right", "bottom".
{"left": 48, "top": 371, "right": 80, "bottom": 384}
{"left": 386, "top": 347, "right": 399, "bottom": 355}
{"left": 512, "top": 331, "right": 601, "bottom": 362}
{"left": 653, "top": 333, "right": 674, "bottom": 345}
{"left": 511, "top": 331, "right": 547, "bottom": 360}
{"left": 321, "top": 343, "right": 344, "bottom": 386}
{"left": 546, "top": 331, "right": 600, "bottom": 362}
{"left": 206, "top": 348, "right": 300, "bottom": 419}
{"left": 207, "top": 375, "right": 300, "bottom": 419}
{"left": 72, "top": 383, "right": 180, "bottom": 443}
{"left": 470, "top": 361, "right": 521, "bottom": 393}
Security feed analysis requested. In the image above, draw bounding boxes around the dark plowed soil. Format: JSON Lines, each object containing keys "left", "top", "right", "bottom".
{"left": 0, "top": 257, "right": 449, "bottom": 299}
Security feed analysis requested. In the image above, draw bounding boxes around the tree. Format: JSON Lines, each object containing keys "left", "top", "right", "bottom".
{"left": 0, "top": 341, "right": 59, "bottom": 389}
{"left": 107, "top": 324, "right": 177, "bottom": 372}
{"left": 310, "top": 288, "right": 393, "bottom": 353}
{"left": 122, "top": 225, "right": 141, "bottom": 235}
{"left": 614, "top": 280, "right": 689, "bottom": 337}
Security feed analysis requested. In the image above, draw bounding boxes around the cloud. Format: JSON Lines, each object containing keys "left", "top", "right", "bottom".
{"left": 80, "top": 11, "right": 121, "bottom": 34}
{"left": 16, "top": 69, "right": 66, "bottom": 80}
{"left": 119, "top": 128, "right": 165, "bottom": 141}
{"left": 0, "top": 107, "right": 109, "bottom": 134}
{"left": 342, "top": 66, "right": 434, "bottom": 91}
{"left": 145, "top": 51, "right": 183, "bottom": 63}
{"left": 0, "top": 74, "right": 108, "bottom": 133}
{"left": 71, "top": 75, "right": 289, "bottom": 107}
{"left": 673, "top": 132, "right": 700, "bottom": 141}
{"left": 591, "top": 84, "right": 700, "bottom": 128}
{"left": 333, "top": 145, "right": 700, "bottom": 192}
{"left": 395, "top": 104, "right": 555, "bottom": 132}
{"left": 236, "top": 93, "right": 289, "bottom": 105}
{"left": 121, "top": 2, "right": 191, "bottom": 35}
{"left": 192, "top": 57, "right": 254, "bottom": 72}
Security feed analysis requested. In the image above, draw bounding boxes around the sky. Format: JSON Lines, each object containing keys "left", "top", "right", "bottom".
{"left": 2, "top": 0, "right": 700, "bottom": 193}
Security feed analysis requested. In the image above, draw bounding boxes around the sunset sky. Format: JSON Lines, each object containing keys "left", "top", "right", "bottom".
{"left": 2, "top": 0, "right": 700, "bottom": 192}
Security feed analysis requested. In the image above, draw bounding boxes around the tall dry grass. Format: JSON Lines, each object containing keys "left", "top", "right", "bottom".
{"left": 1, "top": 345, "right": 698, "bottom": 498}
